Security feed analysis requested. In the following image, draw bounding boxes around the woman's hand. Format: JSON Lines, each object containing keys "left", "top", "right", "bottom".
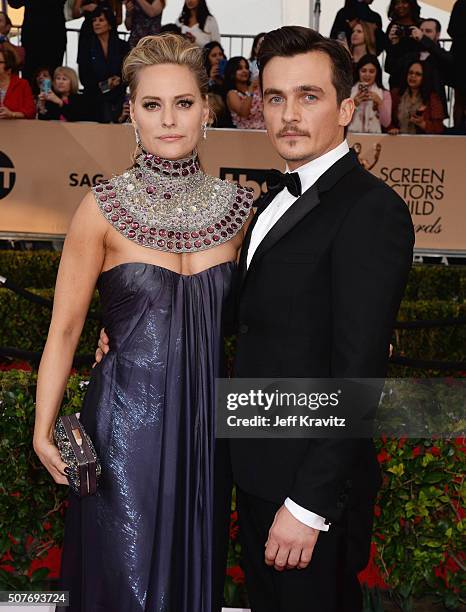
{"left": 46, "top": 91, "right": 63, "bottom": 106}
{"left": 209, "top": 63, "right": 219, "bottom": 80}
{"left": 108, "top": 76, "right": 121, "bottom": 89}
{"left": 33, "top": 437, "right": 69, "bottom": 485}
{"left": 124, "top": 0, "right": 134, "bottom": 12}
{"left": 409, "top": 112, "right": 427, "bottom": 131}
{"left": 0, "top": 106, "right": 14, "bottom": 119}
{"left": 388, "top": 127, "right": 400, "bottom": 135}
{"left": 367, "top": 91, "right": 383, "bottom": 108}
{"left": 388, "top": 25, "right": 400, "bottom": 45}
{"left": 353, "top": 91, "right": 368, "bottom": 107}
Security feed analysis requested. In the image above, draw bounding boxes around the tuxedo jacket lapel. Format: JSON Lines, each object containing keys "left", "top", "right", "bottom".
{"left": 247, "top": 184, "right": 320, "bottom": 274}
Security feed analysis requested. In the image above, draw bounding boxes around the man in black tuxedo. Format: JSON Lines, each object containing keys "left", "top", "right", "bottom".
{"left": 230, "top": 26, "right": 414, "bottom": 612}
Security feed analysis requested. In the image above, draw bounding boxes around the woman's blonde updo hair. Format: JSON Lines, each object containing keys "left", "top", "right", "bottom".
{"left": 123, "top": 33, "right": 209, "bottom": 102}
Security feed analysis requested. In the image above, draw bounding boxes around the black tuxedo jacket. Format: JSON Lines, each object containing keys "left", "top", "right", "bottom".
{"left": 230, "top": 149, "right": 414, "bottom": 528}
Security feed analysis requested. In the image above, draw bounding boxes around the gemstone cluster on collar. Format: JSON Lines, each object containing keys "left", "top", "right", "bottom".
{"left": 93, "top": 150, "right": 254, "bottom": 253}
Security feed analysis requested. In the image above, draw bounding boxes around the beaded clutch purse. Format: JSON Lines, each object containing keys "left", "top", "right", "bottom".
{"left": 53, "top": 413, "right": 101, "bottom": 497}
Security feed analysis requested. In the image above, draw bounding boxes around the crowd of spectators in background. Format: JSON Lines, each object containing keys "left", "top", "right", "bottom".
{"left": 0, "top": 0, "right": 465, "bottom": 135}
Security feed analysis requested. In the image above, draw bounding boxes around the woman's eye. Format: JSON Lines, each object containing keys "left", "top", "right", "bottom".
{"left": 178, "top": 99, "right": 194, "bottom": 108}
{"left": 143, "top": 102, "right": 159, "bottom": 110}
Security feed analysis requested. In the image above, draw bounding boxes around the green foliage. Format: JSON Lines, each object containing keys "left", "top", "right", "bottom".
{"left": 373, "top": 436, "right": 466, "bottom": 610}
{"left": 0, "top": 288, "right": 100, "bottom": 357}
{"left": 0, "top": 371, "right": 87, "bottom": 589}
{"left": 0, "top": 252, "right": 61, "bottom": 289}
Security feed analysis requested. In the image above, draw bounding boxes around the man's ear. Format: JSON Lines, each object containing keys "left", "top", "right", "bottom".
{"left": 339, "top": 97, "right": 355, "bottom": 129}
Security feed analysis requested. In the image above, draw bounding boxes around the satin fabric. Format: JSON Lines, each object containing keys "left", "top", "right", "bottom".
{"left": 58, "top": 261, "right": 236, "bottom": 612}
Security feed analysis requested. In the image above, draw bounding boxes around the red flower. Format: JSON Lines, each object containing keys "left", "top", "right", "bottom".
{"left": 414, "top": 516, "right": 422, "bottom": 524}
{"left": 398, "top": 436, "right": 407, "bottom": 449}
{"left": 412, "top": 446, "right": 422, "bottom": 458}
{"left": 358, "top": 542, "right": 389, "bottom": 589}
{"left": 429, "top": 446, "right": 441, "bottom": 457}
{"left": 377, "top": 449, "right": 391, "bottom": 463}
{"left": 454, "top": 437, "right": 466, "bottom": 453}
{"left": 399, "top": 517, "right": 405, "bottom": 527}
{"left": 374, "top": 505, "right": 381, "bottom": 517}
{"left": 227, "top": 564, "right": 245, "bottom": 584}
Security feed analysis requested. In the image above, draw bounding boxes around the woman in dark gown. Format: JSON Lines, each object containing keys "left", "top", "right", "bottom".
{"left": 33, "top": 33, "right": 254, "bottom": 611}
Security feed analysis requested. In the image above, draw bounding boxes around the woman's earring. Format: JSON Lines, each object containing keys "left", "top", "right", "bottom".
{"left": 202, "top": 123, "right": 208, "bottom": 140}
{"left": 134, "top": 124, "right": 142, "bottom": 148}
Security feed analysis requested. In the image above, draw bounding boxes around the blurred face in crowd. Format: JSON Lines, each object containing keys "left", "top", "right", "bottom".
{"left": 235, "top": 59, "right": 250, "bottom": 85}
{"left": 208, "top": 44, "right": 224, "bottom": 67}
{"left": 130, "top": 63, "right": 209, "bottom": 160}
{"left": 393, "top": 0, "right": 411, "bottom": 19}
{"left": 420, "top": 20, "right": 440, "bottom": 42}
{"left": 36, "top": 69, "right": 52, "bottom": 88}
{"left": 407, "top": 62, "right": 423, "bottom": 91}
{"left": 185, "top": 0, "right": 199, "bottom": 10}
{"left": 54, "top": 72, "right": 72, "bottom": 96}
{"left": 92, "top": 14, "right": 111, "bottom": 36}
{"left": 359, "top": 62, "right": 377, "bottom": 86}
{"left": 262, "top": 52, "right": 353, "bottom": 170}
{"left": 0, "top": 13, "right": 11, "bottom": 36}
{"left": 351, "top": 24, "right": 365, "bottom": 46}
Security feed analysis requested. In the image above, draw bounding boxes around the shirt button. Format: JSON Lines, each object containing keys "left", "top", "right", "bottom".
{"left": 239, "top": 323, "right": 249, "bottom": 334}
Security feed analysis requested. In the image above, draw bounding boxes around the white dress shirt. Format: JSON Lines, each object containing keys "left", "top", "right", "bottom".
{"left": 246, "top": 140, "right": 350, "bottom": 531}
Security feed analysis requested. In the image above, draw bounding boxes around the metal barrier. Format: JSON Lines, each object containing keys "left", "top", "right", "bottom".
{"left": 7, "top": 24, "right": 456, "bottom": 126}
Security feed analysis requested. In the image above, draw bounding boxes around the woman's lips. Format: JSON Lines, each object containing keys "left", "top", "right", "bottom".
{"left": 159, "top": 135, "right": 183, "bottom": 141}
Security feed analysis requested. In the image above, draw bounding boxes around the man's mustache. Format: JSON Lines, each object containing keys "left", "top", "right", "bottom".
{"left": 277, "top": 127, "right": 310, "bottom": 137}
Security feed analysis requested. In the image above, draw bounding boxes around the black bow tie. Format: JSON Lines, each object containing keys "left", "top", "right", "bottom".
{"left": 265, "top": 169, "right": 302, "bottom": 199}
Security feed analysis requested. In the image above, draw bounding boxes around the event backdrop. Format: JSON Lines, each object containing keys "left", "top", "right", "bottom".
{"left": 1, "top": 121, "right": 465, "bottom": 253}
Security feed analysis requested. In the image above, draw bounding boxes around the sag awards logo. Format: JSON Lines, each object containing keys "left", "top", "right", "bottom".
{"left": 0, "top": 151, "right": 16, "bottom": 200}
{"left": 353, "top": 142, "right": 445, "bottom": 235}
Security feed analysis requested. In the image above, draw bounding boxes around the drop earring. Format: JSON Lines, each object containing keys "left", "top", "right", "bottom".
{"left": 134, "top": 125, "right": 142, "bottom": 148}
{"left": 202, "top": 123, "right": 207, "bottom": 140}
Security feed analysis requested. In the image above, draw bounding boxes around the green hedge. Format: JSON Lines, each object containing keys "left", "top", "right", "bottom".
{"left": 0, "top": 288, "right": 100, "bottom": 357}
{"left": 0, "top": 252, "right": 61, "bottom": 289}
{"left": 0, "top": 370, "right": 464, "bottom": 609}
{"left": 0, "top": 250, "right": 465, "bottom": 298}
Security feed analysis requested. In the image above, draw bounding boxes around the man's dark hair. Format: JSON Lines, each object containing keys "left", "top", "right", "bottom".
{"left": 420, "top": 18, "right": 441, "bottom": 33}
{"left": 257, "top": 26, "right": 353, "bottom": 105}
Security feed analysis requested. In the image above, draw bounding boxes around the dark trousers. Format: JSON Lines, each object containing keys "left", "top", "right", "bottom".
{"left": 237, "top": 488, "right": 364, "bottom": 612}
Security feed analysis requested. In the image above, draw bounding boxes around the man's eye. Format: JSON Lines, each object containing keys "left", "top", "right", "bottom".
{"left": 304, "top": 95, "right": 317, "bottom": 102}
{"left": 269, "top": 96, "right": 282, "bottom": 104}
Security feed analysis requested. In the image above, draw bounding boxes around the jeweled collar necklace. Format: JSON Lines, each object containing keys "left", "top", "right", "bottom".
{"left": 93, "top": 150, "right": 254, "bottom": 253}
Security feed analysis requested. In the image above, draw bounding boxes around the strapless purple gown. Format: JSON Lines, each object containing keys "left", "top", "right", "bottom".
{"left": 57, "top": 261, "right": 236, "bottom": 612}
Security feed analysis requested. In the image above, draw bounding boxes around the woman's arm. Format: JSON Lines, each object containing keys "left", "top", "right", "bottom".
{"left": 227, "top": 89, "right": 253, "bottom": 118}
{"left": 422, "top": 93, "right": 445, "bottom": 134}
{"left": 134, "top": 0, "right": 164, "bottom": 18}
{"left": 33, "top": 192, "right": 107, "bottom": 481}
{"left": 206, "top": 15, "right": 221, "bottom": 42}
{"left": 379, "top": 90, "right": 392, "bottom": 128}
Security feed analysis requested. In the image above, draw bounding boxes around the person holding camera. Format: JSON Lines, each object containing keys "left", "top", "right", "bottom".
{"left": 385, "top": 0, "right": 423, "bottom": 89}
{"left": 388, "top": 59, "right": 444, "bottom": 134}
{"left": 77, "top": 6, "right": 129, "bottom": 122}
{"left": 37, "top": 66, "right": 91, "bottom": 121}
{"left": 349, "top": 54, "right": 392, "bottom": 133}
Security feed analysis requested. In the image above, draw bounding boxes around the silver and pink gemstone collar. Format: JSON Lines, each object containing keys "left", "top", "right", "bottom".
{"left": 93, "top": 150, "right": 254, "bottom": 253}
